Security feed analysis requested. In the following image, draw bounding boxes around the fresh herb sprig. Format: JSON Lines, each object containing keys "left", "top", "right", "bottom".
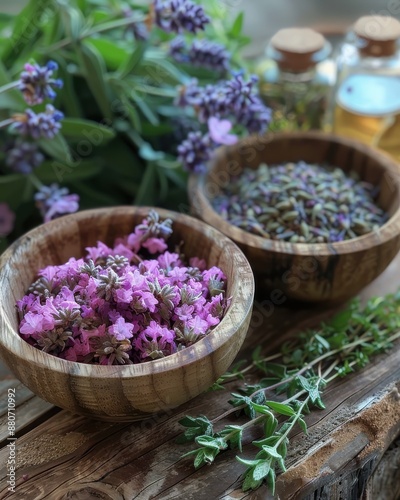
{"left": 178, "top": 292, "right": 400, "bottom": 493}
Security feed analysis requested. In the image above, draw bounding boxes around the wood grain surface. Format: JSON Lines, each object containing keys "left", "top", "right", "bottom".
{"left": 0, "top": 207, "right": 254, "bottom": 421}
{"left": 0, "top": 247, "right": 399, "bottom": 499}
{"left": 189, "top": 132, "right": 400, "bottom": 303}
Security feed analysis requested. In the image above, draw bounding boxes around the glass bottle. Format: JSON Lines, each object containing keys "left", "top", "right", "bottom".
{"left": 332, "top": 15, "right": 400, "bottom": 160}
{"left": 256, "top": 27, "right": 335, "bottom": 131}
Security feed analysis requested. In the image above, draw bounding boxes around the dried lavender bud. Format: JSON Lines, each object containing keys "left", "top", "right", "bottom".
{"left": 212, "top": 161, "right": 388, "bottom": 244}
{"left": 37, "top": 328, "right": 72, "bottom": 353}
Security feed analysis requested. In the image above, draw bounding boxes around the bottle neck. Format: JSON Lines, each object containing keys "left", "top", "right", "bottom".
{"left": 277, "top": 65, "right": 317, "bottom": 83}
{"left": 357, "top": 37, "right": 397, "bottom": 57}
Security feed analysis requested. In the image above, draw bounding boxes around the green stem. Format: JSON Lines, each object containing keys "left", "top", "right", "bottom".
{"left": 45, "top": 15, "right": 146, "bottom": 52}
{"left": 275, "top": 396, "right": 310, "bottom": 449}
{"left": 0, "top": 81, "right": 20, "bottom": 95}
{"left": 28, "top": 174, "right": 43, "bottom": 190}
{"left": 0, "top": 119, "right": 15, "bottom": 129}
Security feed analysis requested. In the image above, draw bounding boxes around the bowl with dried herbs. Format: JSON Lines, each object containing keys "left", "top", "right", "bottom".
{"left": 0, "top": 207, "right": 254, "bottom": 421}
{"left": 189, "top": 131, "right": 400, "bottom": 303}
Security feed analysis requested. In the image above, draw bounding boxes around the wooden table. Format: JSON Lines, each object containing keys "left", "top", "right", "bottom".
{"left": 1, "top": 254, "right": 400, "bottom": 500}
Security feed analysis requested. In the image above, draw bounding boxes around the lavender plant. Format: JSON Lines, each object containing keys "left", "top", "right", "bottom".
{"left": 0, "top": 0, "right": 262, "bottom": 253}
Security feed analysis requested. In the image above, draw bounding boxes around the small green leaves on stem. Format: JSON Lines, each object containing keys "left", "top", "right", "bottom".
{"left": 178, "top": 292, "right": 400, "bottom": 494}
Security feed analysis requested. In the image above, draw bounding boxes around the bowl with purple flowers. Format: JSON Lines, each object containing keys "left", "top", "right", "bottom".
{"left": 0, "top": 207, "right": 254, "bottom": 421}
{"left": 189, "top": 131, "right": 400, "bottom": 303}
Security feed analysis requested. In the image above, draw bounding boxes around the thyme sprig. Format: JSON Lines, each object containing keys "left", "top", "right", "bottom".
{"left": 178, "top": 292, "right": 400, "bottom": 493}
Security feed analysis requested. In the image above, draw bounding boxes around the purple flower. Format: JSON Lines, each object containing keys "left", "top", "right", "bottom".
{"left": 16, "top": 210, "right": 229, "bottom": 365}
{"left": 12, "top": 104, "right": 64, "bottom": 140}
{"left": 177, "top": 131, "right": 213, "bottom": 173}
{"left": 188, "top": 39, "right": 230, "bottom": 73}
{"left": 6, "top": 140, "right": 44, "bottom": 174}
{"left": 154, "top": 0, "right": 210, "bottom": 34}
{"left": 169, "top": 36, "right": 187, "bottom": 63}
{"left": 208, "top": 117, "right": 237, "bottom": 145}
{"left": 108, "top": 317, "right": 135, "bottom": 340}
{"left": 0, "top": 203, "right": 15, "bottom": 236}
{"left": 235, "top": 97, "right": 272, "bottom": 134}
{"left": 34, "top": 183, "right": 79, "bottom": 222}
{"left": 19, "top": 61, "right": 63, "bottom": 105}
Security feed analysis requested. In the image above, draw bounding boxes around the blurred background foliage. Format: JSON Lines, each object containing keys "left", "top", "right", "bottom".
{"left": 0, "top": 0, "right": 251, "bottom": 249}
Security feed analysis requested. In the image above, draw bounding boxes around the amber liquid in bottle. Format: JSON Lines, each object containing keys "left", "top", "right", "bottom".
{"left": 333, "top": 74, "right": 400, "bottom": 160}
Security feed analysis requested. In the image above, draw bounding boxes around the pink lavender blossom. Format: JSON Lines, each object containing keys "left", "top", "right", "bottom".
{"left": 208, "top": 117, "right": 238, "bottom": 146}
{"left": 16, "top": 210, "right": 229, "bottom": 365}
{"left": 34, "top": 183, "right": 79, "bottom": 222}
{"left": 19, "top": 61, "right": 63, "bottom": 105}
{"left": 0, "top": 203, "right": 15, "bottom": 236}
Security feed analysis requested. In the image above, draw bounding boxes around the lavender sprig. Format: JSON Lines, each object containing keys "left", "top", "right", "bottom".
{"left": 34, "top": 183, "right": 79, "bottom": 222}
{"left": 11, "top": 104, "right": 64, "bottom": 139}
{"left": 154, "top": 0, "right": 210, "bottom": 34}
{"left": 19, "top": 61, "right": 63, "bottom": 105}
{"left": 6, "top": 140, "right": 44, "bottom": 174}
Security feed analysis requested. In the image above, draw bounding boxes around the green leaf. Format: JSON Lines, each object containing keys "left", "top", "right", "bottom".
{"left": 265, "top": 401, "right": 296, "bottom": 417}
{"left": 328, "top": 308, "right": 353, "bottom": 330}
{"left": 86, "top": 38, "right": 128, "bottom": 71}
{"left": 38, "top": 133, "right": 72, "bottom": 163}
{"left": 230, "top": 12, "right": 244, "bottom": 37}
{"left": 194, "top": 450, "right": 206, "bottom": 469}
{"left": 52, "top": 55, "right": 82, "bottom": 117}
{"left": 78, "top": 42, "right": 112, "bottom": 120}
{"left": 118, "top": 42, "right": 147, "bottom": 78}
{"left": 134, "top": 162, "right": 156, "bottom": 205}
{"left": 261, "top": 446, "right": 283, "bottom": 461}
{"left": 203, "top": 447, "right": 220, "bottom": 464}
{"left": 242, "top": 470, "right": 262, "bottom": 492}
{"left": 61, "top": 118, "right": 115, "bottom": 143}
{"left": 252, "top": 460, "right": 271, "bottom": 481}
{"left": 130, "top": 89, "right": 159, "bottom": 126}
{"left": 139, "top": 143, "right": 165, "bottom": 162}
{"left": 298, "top": 418, "right": 308, "bottom": 434}
{"left": 1, "top": 0, "right": 51, "bottom": 64}
{"left": 266, "top": 470, "right": 276, "bottom": 495}
{"left": 35, "top": 159, "right": 102, "bottom": 183}
{"left": 264, "top": 412, "right": 278, "bottom": 437}
{"left": 62, "top": 6, "right": 85, "bottom": 41}
{"left": 195, "top": 436, "right": 226, "bottom": 450}
{"left": 221, "top": 425, "right": 243, "bottom": 452}
{"left": 236, "top": 457, "right": 260, "bottom": 468}
{"left": 315, "top": 333, "right": 330, "bottom": 350}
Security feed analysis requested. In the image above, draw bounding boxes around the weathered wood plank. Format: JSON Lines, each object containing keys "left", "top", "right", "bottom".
{"left": 0, "top": 377, "right": 55, "bottom": 445}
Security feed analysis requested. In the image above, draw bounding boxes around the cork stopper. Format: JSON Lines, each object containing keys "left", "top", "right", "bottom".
{"left": 270, "top": 28, "right": 326, "bottom": 72}
{"left": 353, "top": 15, "right": 400, "bottom": 57}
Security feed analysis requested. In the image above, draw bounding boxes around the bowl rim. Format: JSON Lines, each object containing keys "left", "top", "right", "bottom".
{"left": 189, "top": 131, "right": 400, "bottom": 256}
{"left": 0, "top": 206, "right": 255, "bottom": 378}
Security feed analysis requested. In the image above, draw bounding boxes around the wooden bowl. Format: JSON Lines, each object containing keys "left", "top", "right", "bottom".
{"left": 189, "top": 132, "right": 400, "bottom": 303}
{"left": 0, "top": 207, "right": 254, "bottom": 421}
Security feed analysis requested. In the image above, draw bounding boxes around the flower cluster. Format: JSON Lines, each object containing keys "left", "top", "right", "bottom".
{"left": 34, "top": 184, "right": 79, "bottom": 223}
{"left": 17, "top": 211, "right": 229, "bottom": 365}
{"left": 154, "top": 0, "right": 210, "bottom": 34}
{"left": 12, "top": 104, "right": 64, "bottom": 140}
{"left": 170, "top": 37, "right": 230, "bottom": 73}
{"left": 176, "top": 73, "right": 271, "bottom": 172}
{"left": 19, "top": 61, "right": 63, "bottom": 105}
{"left": 6, "top": 140, "right": 44, "bottom": 174}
